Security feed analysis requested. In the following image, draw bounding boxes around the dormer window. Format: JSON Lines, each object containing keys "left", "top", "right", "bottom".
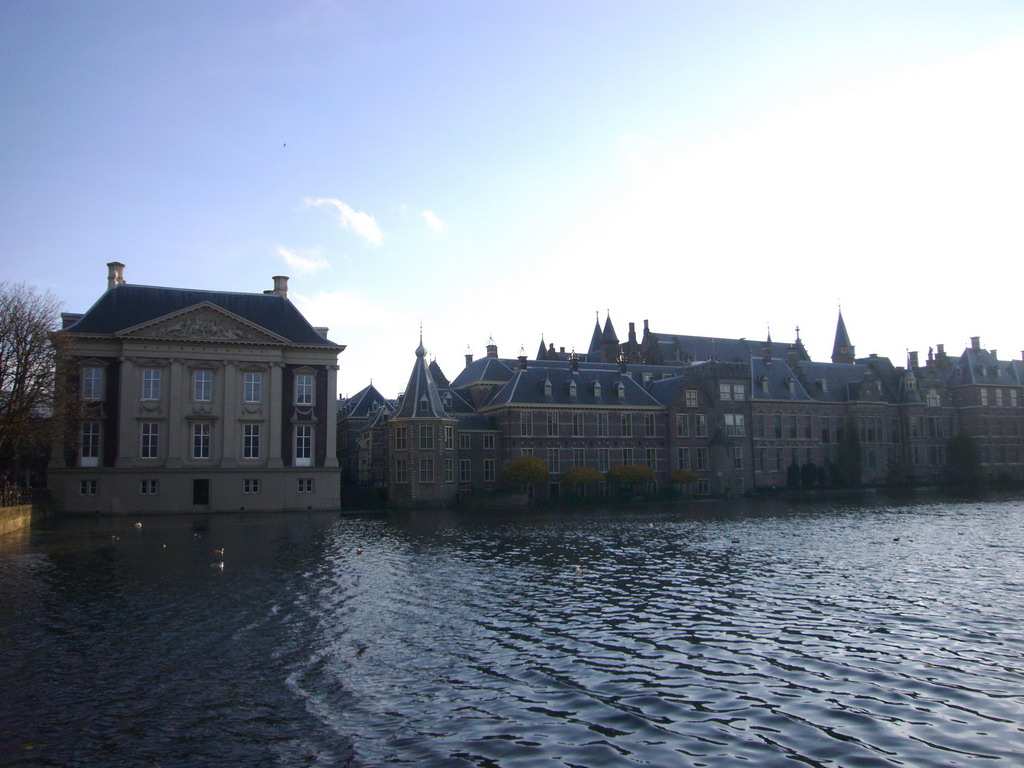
{"left": 569, "top": 380, "right": 577, "bottom": 398}
{"left": 419, "top": 397, "right": 429, "bottom": 413}
{"left": 786, "top": 377, "right": 795, "bottom": 394}
{"left": 593, "top": 381, "right": 601, "bottom": 398}
{"left": 760, "top": 376, "right": 769, "bottom": 392}
{"left": 616, "top": 382, "right": 625, "bottom": 399}
{"left": 543, "top": 379, "right": 552, "bottom": 397}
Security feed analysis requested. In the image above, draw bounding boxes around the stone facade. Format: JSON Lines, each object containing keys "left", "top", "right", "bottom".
{"left": 50, "top": 263, "right": 343, "bottom": 514}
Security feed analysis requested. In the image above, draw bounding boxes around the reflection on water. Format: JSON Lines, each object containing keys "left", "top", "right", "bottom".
{"left": 3, "top": 497, "right": 1024, "bottom": 767}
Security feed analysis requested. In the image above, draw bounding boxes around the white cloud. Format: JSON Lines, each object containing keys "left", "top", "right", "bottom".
{"left": 276, "top": 245, "right": 330, "bottom": 274}
{"left": 422, "top": 210, "right": 447, "bottom": 232}
{"left": 305, "top": 197, "right": 383, "bottom": 246}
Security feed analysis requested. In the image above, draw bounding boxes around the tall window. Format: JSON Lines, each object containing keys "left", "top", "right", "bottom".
{"left": 483, "top": 459, "right": 495, "bottom": 482}
{"left": 140, "top": 422, "right": 159, "bottom": 459}
{"left": 597, "top": 413, "right": 609, "bottom": 437}
{"left": 419, "top": 457, "right": 434, "bottom": 482}
{"left": 419, "top": 424, "right": 434, "bottom": 449}
{"left": 395, "top": 426, "right": 408, "bottom": 450}
{"left": 295, "top": 425, "right": 312, "bottom": 466}
{"left": 193, "top": 369, "right": 212, "bottom": 401}
{"left": 483, "top": 434, "right": 495, "bottom": 450}
{"left": 547, "top": 412, "right": 559, "bottom": 437}
{"left": 192, "top": 423, "right": 210, "bottom": 459}
{"left": 696, "top": 414, "right": 707, "bottom": 438}
{"left": 81, "top": 367, "right": 103, "bottom": 400}
{"left": 621, "top": 414, "right": 633, "bottom": 437}
{"left": 724, "top": 414, "right": 745, "bottom": 437}
{"left": 459, "top": 433, "right": 471, "bottom": 449}
{"left": 548, "top": 448, "right": 559, "bottom": 473}
{"left": 445, "top": 457, "right": 455, "bottom": 483}
{"left": 733, "top": 447, "right": 743, "bottom": 470}
{"left": 243, "top": 424, "right": 261, "bottom": 459}
{"left": 395, "top": 459, "right": 408, "bottom": 483}
{"left": 696, "top": 447, "right": 708, "bottom": 471}
{"left": 685, "top": 390, "right": 698, "bottom": 408}
{"left": 80, "top": 422, "right": 101, "bottom": 466}
{"left": 678, "top": 446, "right": 690, "bottom": 470}
{"left": 295, "top": 373, "right": 314, "bottom": 405}
{"left": 598, "top": 448, "right": 610, "bottom": 471}
{"left": 644, "top": 413, "right": 656, "bottom": 437}
{"left": 460, "top": 459, "right": 472, "bottom": 482}
{"left": 572, "top": 413, "right": 585, "bottom": 437}
{"left": 141, "top": 369, "right": 161, "bottom": 401}
{"left": 444, "top": 425, "right": 454, "bottom": 449}
{"left": 676, "top": 414, "right": 689, "bottom": 438}
{"left": 622, "top": 447, "right": 634, "bottom": 465}
{"left": 520, "top": 411, "right": 534, "bottom": 436}
{"left": 646, "top": 447, "right": 658, "bottom": 469}
{"left": 573, "top": 447, "right": 585, "bottom": 467}
{"left": 244, "top": 372, "right": 262, "bottom": 403}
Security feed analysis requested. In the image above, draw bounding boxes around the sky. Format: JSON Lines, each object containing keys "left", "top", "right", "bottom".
{"left": 3, "top": 1, "right": 1024, "bottom": 398}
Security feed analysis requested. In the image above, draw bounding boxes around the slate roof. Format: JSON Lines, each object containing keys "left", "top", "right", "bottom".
{"left": 394, "top": 340, "right": 450, "bottom": 419}
{"left": 948, "top": 346, "right": 1023, "bottom": 386}
{"left": 645, "top": 331, "right": 800, "bottom": 366}
{"left": 482, "top": 366, "right": 662, "bottom": 409}
{"left": 338, "top": 383, "right": 394, "bottom": 418}
{"left": 64, "top": 283, "right": 339, "bottom": 347}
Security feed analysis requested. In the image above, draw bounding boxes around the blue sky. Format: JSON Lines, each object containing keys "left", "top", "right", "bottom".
{"left": 3, "top": 1, "right": 1024, "bottom": 396}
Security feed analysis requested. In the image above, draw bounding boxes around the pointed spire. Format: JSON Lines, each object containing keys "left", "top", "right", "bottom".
{"left": 396, "top": 332, "right": 448, "bottom": 418}
{"left": 536, "top": 334, "right": 548, "bottom": 360}
{"left": 832, "top": 309, "right": 855, "bottom": 364}
{"left": 587, "top": 312, "right": 603, "bottom": 358}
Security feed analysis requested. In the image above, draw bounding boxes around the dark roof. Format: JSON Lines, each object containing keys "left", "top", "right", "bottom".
{"left": 646, "top": 331, "right": 797, "bottom": 366}
{"left": 64, "top": 284, "right": 339, "bottom": 348}
{"left": 394, "top": 340, "right": 450, "bottom": 419}
{"left": 832, "top": 310, "right": 853, "bottom": 361}
{"left": 482, "top": 367, "right": 662, "bottom": 409}
{"left": 338, "top": 383, "right": 394, "bottom": 418}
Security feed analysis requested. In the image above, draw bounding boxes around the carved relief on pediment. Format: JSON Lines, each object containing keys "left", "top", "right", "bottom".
{"left": 121, "top": 304, "right": 284, "bottom": 344}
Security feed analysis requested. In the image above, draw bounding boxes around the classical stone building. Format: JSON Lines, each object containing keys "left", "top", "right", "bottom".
{"left": 50, "top": 263, "right": 343, "bottom": 514}
{"left": 341, "top": 311, "right": 1024, "bottom": 506}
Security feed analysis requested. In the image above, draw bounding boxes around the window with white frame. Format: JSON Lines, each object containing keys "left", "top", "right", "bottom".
{"left": 295, "top": 425, "right": 313, "bottom": 466}
{"left": 696, "top": 414, "right": 707, "bottom": 438}
{"left": 140, "top": 479, "right": 159, "bottom": 495}
{"left": 141, "top": 368, "right": 161, "bottom": 401}
{"left": 697, "top": 478, "right": 711, "bottom": 495}
{"left": 483, "top": 434, "right": 495, "bottom": 450}
{"left": 483, "top": 459, "right": 495, "bottom": 482}
{"left": 460, "top": 459, "right": 472, "bottom": 482}
{"left": 520, "top": 411, "right": 534, "bottom": 436}
{"left": 79, "top": 479, "right": 97, "bottom": 496}
{"left": 597, "top": 413, "right": 608, "bottom": 437}
{"left": 696, "top": 447, "right": 708, "bottom": 471}
{"left": 676, "top": 413, "right": 689, "bottom": 438}
{"left": 572, "top": 412, "right": 584, "bottom": 437}
{"left": 395, "top": 459, "right": 408, "bottom": 483}
{"left": 419, "top": 457, "right": 434, "bottom": 482}
{"left": 140, "top": 422, "right": 159, "bottom": 459}
{"left": 598, "top": 448, "right": 609, "bottom": 472}
{"left": 418, "top": 424, "right": 434, "bottom": 449}
{"left": 573, "top": 447, "right": 585, "bottom": 467}
{"left": 733, "top": 446, "right": 743, "bottom": 470}
{"left": 459, "top": 433, "right": 471, "bottom": 449}
{"left": 243, "top": 479, "right": 260, "bottom": 494}
{"left": 646, "top": 447, "right": 657, "bottom": 469}
{"left": 644, "top": 413, "right": 656, "bottom": 437}
{"left": 295, "top": 373, "right": 314, "bottom": 405}
{"left": 547, "top": 412, "right": 559, "bottom": 437}
{"left": 621, "top": 413, "right": 633, "bottom": 437}
{"left": 724, "top": 413, "right": 745, "bottom": 437}
{"left": 243, "top": 424, "right": 261, "bottom": 459}
{"left": 622, "top": 447, "right": 634, "bottom": 465}
{"left": 678, "top": 446, "right": 690, "bottom": 470}
{"left": 548, "top": 448, "right": 559, "bottom": 473}
{"left": 444, "top": 425, "right": 454, "bottom": 449}
{"left": 685, "top": 390, "right": 698, "bottom": 408}
{"left": 980, "top": 387, "right": 988, "bottom": 406}
{"left": 395, "top": 426, "right": 408, "bottom": 450}
{"left": 192, "top": 423, "right": 210, "bottom": 459}
{"left": 445, "top": 457, "right": 455, "bottom": 483}
{"left": 719, "top": 383, "right": 732, "bottom": 401}
{"left": 80, "top": 421, "right": 101, "bottom": 466}
{"left": 297, "top": 478, "right": 314, "bottom": 493}
{"left": 244, "top": 372, "right": 262, "bottom": 403}
{"left": 81, "top": 367, "right": 103, "bottom": 400}
{"left": 193, "top": 369, "right": 212, "bottom": 402}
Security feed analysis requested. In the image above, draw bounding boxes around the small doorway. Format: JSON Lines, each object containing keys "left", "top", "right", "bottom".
{"left": 193, "top": 479, "right": 210, "bottom": 505}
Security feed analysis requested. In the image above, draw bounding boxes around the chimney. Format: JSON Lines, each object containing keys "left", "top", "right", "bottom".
{"left": 971, "top": 336, "right": 981, "bottom": 350}
{"left": 618, "top": 356, "right": 628, "bottom": 374}
{"left": 465, "top": 346, "right": 473, "bottom": 367}
{"left": 517, "top": 353, "right": 527, "bottom": 370}
{"left": 314, "top": 327, "right": 329, "bottom": 339}
{"left": 936, "top": 344, "right": 945, "bottom": 358}
{"left": 762, "top": 338, "right": 773, "bottom": 363}
{"left": 628, "top": 322, "right": 637, "bottom": 344}
{"left": 570, "top": 353, "right": 579, "bottom": 373}
{"left": 909, "top": 351, "right": 919, "bottom": 368}
{"left": 106, "top": 262, "right": 126, "bottom": 290}
{"left": 271, "top": 275, "right": 289, "bottom": 298}
{"left": 486, "top": 339, "right": 498, "bottom": 358}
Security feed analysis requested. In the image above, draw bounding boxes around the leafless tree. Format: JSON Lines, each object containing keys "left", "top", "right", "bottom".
{"left": 0, "top": 281, "right": 68, "bottom": 485}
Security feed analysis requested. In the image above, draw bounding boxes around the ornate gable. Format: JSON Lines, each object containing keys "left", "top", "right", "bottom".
{"left": 116, "top": 302, "right": 288, "bottom": 344}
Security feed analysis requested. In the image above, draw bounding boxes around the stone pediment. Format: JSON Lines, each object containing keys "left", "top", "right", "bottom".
{"left": 116, "top": 303, "right": 288, "bottom": 345}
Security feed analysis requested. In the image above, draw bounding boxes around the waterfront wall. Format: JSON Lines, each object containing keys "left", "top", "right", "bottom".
{"left": 0, "top": 503, "right": 49, "bottom": 537}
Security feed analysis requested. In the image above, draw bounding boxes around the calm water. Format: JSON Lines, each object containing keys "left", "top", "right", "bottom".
{"left": 3, "top": 496, "right": 1024, "bottom": 767}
